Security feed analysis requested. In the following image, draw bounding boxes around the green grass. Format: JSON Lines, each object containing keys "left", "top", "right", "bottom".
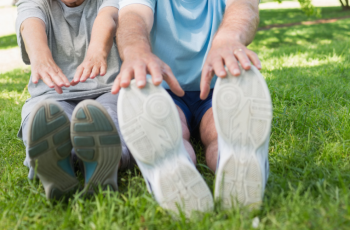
{"left": 1, "top": 10, "right": 350, "bottom": 230}
{"left": 259, "top": 7, "right": 350, "bottom": 27}
{"left": 0, "top": 34, "right": 17, "bottom": 50}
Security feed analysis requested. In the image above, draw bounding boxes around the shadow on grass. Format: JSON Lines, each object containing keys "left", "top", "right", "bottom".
{"left": 259, "top": 6, "right": 350, "bottom": 27}
{"left": 0, "top": 34, "right": 17, "bottom": 50}
{"left": 252, "top": 18, "right": 350, "bottom": 50}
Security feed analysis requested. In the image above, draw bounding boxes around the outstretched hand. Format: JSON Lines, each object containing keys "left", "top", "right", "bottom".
{"left": 31, "top": 54, "right": 70, "bottom": 94}
{"left": 111, "top": 48, "right": 184, "bottom": 96}
{"left": 200, "top": 36, "right": 261, "bottom": 100}
{"left": 71, "top": 51, "right": 108, "bottom": 86}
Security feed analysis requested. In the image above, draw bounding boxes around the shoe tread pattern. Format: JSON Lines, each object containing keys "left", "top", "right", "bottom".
{"left": 118, "top": 80, "right": 214, "bottom": 217}
{"left": 71, "top": 100, "right": 121, "bottom": 192}
{"left": 213, "top": 65, "right": 272, "bottom": 209}
{"left": 27, "top": 100, "right": 79, "bottom": 199}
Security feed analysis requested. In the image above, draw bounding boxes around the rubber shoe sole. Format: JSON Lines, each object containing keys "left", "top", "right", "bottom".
{"left": 213, "top": 65, "right": 272, "bottom": 209}
{"left": 27, "top": 100, "right": 79, "bottom": 200}
{"left": 71, "top": 100, "right": 121, "bottom": 192}
{"left": 118, "top": 80, "right": 214, "bottom": 217}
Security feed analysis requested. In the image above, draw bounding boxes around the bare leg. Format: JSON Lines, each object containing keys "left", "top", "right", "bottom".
{"left": 199, "top": 108, "right": 218, "bottom": 172}
{"left": 176, "top": 106, "right": 196, "bottom": 165}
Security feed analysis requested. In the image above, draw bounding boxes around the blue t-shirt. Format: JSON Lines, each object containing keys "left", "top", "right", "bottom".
{"left": 119, "top": 0, "right": 227, "bottom": 91}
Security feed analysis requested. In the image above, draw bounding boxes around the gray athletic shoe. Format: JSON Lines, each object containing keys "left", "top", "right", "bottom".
{"left": 70, "top": 100, "right": 122, "bottom": 192}
{"left": 27, "top": 100, "right": 79, "bottom": 200}
{"left": 118, "top": 80, "right": 214, "bottom": 217}
{"left": 213, "top": 65, "right": 272, "bottom": 209}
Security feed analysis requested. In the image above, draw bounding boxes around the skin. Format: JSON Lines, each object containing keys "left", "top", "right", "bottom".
{"left": 21, "top": 0, "right": 118, "bottom": 94}
{"left": 114, "top": 0, "right": 260, "bottom": 171}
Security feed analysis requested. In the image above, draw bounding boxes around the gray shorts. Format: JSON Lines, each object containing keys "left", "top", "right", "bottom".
{"left": 21, "top": 92, "right": 134, "bottom": 179}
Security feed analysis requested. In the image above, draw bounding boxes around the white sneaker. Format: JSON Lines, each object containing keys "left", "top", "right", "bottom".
{"left": 118, "top": 80, "right": 214, "bottom": 217}
{"left": 213, "top": 65, "right": 272, "bottom": 209}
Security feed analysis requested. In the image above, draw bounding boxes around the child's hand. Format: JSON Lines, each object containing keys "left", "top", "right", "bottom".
{"left": 31, "top": 54, "right": 70, "bottom": 94}
{"left": 71, "top": 51, "right": 107, "bottom": 86}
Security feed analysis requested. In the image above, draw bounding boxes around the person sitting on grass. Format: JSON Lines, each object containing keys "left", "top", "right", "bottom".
{"left": 111, "top": 0, "right": 273, "bottom": 217}
{"left": 16, "top": 0, "right": 132, "bottom": 200}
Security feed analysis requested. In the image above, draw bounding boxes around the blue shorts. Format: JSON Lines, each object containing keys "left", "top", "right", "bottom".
{"left": 166, "top": 89, "right": 213, "bottom": 134}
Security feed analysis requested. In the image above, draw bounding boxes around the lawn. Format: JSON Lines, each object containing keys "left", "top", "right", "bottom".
{"left": 1, "top": 7, "right": 350, "bottom": 230}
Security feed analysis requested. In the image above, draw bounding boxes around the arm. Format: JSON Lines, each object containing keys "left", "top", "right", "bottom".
{"left": 112, "top": 4, "right": 183, "bottom": 96}
{"left": 72, "top": 7, "right": 119, "bottom": 85}
{"left": 21, "top": 18, "right": 70, "bottom": 94}
{"left": 200, "top": 0, "right": 261, "bottom": 99}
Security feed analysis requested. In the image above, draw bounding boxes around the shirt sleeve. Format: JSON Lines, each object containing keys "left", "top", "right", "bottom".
{"left": 99, "top": 0, "right": 120, "bottom": 11}
{"left": 118, "top": 0, "right": 156, "bottom": 13}
{"left": 16, "top": 0, "right": 48, "bottom": 65}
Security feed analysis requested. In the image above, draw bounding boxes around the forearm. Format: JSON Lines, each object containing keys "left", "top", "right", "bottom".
{"left": 215, "top": 0, "right": 259, "bottom": 46}
{"left": 21, "top": 18, "right": 52, "bottom": 62}
{"left": 88, "top": 7, "right": 118, "bottom": 58}
{"left": 117, "top": 9, "right": 153, "bottom": 60}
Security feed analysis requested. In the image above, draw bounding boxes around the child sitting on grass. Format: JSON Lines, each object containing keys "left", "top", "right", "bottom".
{"left": 16, "top": 0, "right": 132, "bottom": 199}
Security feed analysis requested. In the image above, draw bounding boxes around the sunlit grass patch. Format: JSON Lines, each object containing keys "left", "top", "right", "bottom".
{"left": 0, "top": 34, "right": 17, "bottom": 50}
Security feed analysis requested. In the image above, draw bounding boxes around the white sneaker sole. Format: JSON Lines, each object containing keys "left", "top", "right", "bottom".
{"left": 118, "top": 80, "right": 214, "bottom": 217}
{"left": 71, "top": 100, "right": 122, "bottom": 192}
{"left": 213, "top": 65, "right": 272, "bottom": 209}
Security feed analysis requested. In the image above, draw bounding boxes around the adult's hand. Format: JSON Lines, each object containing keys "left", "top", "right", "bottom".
{"left": 21, "top": 18, "right": 70, "bottom": 94}
{"left": 200, "top": 36, "right": 261, "bottom": 99}
{"left": 71, "top": 51, "right": 107, "bottom": 85}
{"left": 113, "top": 4, "right": 184, "bottom": 96}
{"left": 111, "top": 47, "right": 184, "bottom": 97}
{"left": 30, "top": 52, "right": 70, "bottom": 94}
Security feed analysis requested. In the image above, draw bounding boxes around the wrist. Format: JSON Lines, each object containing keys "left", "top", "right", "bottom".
{"left": 213, "top": 30, "right": 246, "bottom": 46}
{"left": 29, "top": 47, "right": 53, "bottom": 63}
{"left": 122, "top": 44, "right": 152, "bottom": 60}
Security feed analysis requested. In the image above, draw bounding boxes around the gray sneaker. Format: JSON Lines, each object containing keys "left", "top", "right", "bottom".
{"left": 27, "top": 100, "right": 79, "bottom": 200}
{"left": 70, "top": 100, "right": 122, "bottom": 192}
{"left": 213, "top": 65, "right": 272, "bottom": 209}
{"left": 118, "top": 80, "right": 214, "bottom": 217}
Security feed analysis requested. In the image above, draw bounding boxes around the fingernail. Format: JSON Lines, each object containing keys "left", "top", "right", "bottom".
{"left": 154, "top": 76, "right": 162, "bottom": 82}
{"left": 137, "top": 80, "right": 145, "bottom": 87}
{"left": 233, "top": 69, "right": 240, "bottom": 75}
{"left": 219, "top": 70, "right": 226, "bottom": 76}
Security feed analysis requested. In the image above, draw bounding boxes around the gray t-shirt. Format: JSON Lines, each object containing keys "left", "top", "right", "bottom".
{"left": 16, "top": 0, "right": 120, "bottom": 138}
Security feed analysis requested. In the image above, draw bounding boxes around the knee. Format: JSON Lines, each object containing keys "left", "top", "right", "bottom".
{"left": 181, "top": 121, "right": 190, "bottom": 141}
{"left": 184, "top": 139, "right": 197, "bottom": 165}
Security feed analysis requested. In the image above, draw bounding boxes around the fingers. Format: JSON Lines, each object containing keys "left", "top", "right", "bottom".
{"left": 246, "top": 50, "right": 262, "bottom": 70}
{"left": 54, "top": 84, "right": 63, "bottom": 94}
{"left": 45, "top": 67, "right": 65, "bottom": 87}
{"left": 73, "top": 66, "right": 84, "bottom": 84}
{"left": 111, "top": 76, "right": 121, "bottom": 94}
{"left": 200, "top": 65, "right": 214, "bottom": 100}
{"left": 212, "top": 57, "right": 226, "bottom": 78}
{"left": 90, "top": 66, "right": 99, "bottom": 79}
{"left": 120, "top": 68, "right": 134, "bottom": 88}
{"left": 234, "top": 49, "right": 251, "bottom": 70}
{"left": 223, "top": 54, "right": 240, "bottom": 76}
{"left": 162, "top": 65, "right": 184, "bottom": 97}
{"left": 31, "top": 71, "right": 40, "bottom": 84}
{"left": 40, "top": 73, "right": 54, "bottom": 88}
{"left": 100, "top": 62, "right": 107, "bottom": 76}
{"left": 134, "top": 64, "right": 148, "bottom": 88}
{"left": 80, "top": 67, "right": 93, "bottom": 82}
{"left": 57, "top": 71, "right": 70, "bottom": 87}
{"left": 148, "top": 62, "right": 163, "bottom": 87}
